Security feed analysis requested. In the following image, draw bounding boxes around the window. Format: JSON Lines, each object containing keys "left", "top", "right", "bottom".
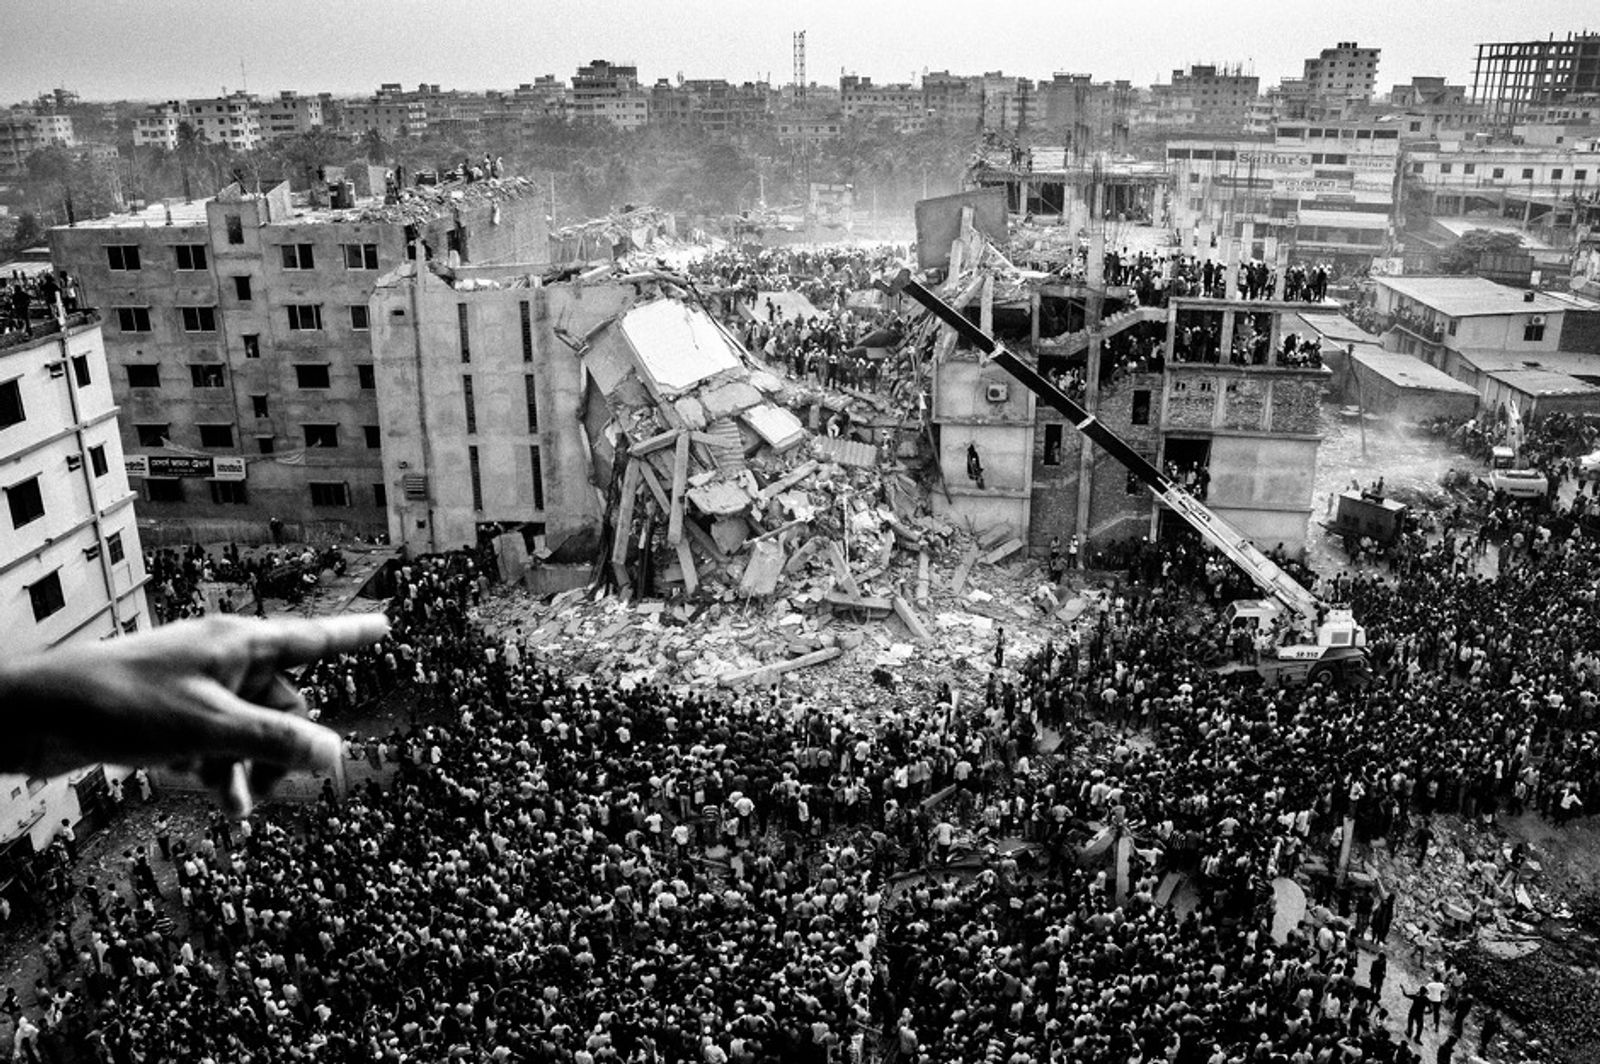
{"left": 190, "top": 363, "right": 225, "bottom": 388}
{"left": 286, "top": 304, "right": 323, "bottom": 331}
{"left": 1553, "top": 169, "right": 1564, "bottom": 181}
{"left": 106, "top": 245, "right": 141, "bottom": 271}
{"left": 1522, "top": 168, "right": 1534, "bottom": 180}
{"left": 145, "top": 478, "right": 184, "bottom": 502}
{"left": 106, "top": 530, "right": 124, "bottom": 563}
{"left": 469, "top": 445, "right": 483, "bottom": 511}
{"left": 127, "top": 364, "right": 161, "bottom": 388}
{"left": 250, "top": 393, "right": 269, "bottom": 418}
{"left": 458, "top": 303, "right": 471, "bottom": 362}
{"left": 280, "top": 243, "right": 315, "bottom": 270}
{"left": 7, "top": 476, "right": 44, "bottom": 528}
{"left": 89, "top": 444, "right": 108, "bottom": 476}
{"left": 1440, "top": 163, "right": 1452, "bottom": 174}
{"left": 256, "top": 435, "right": 275, "bottom": 455}
{"left": 521, "top": 301, "right": 533, "bottom": 361}
{"left": 174, "top": 244, "right": 208, "bottom": 270}
{"left": 180, "top": 306, "right": 217, "bottom": 332}
{"left": 71, "top": 354, "right": 91, "bottom": 387}
{"left": 225, "top": 214, "right": 244, "bottom": 244}
{"left": 343, "top": 243, "right": 379, "bottom": 270}
{"left": 242, "top": 333, "right": 261, "bottom": 359}
{"left": 1463, "top": 163, "right": 1476, "bottom": 175}
{"left": 116, "top": 307, "right": 152, "bottom": 332}
{"left": 463, "top": 374, "right": 476, "bottom": 433}
{"left": 0, "top": 379, "right": 24, "bottom": 429}
{"left": 1524, "top": 320, "right": 1546, "bottom": 342}
{"left": 28, "top": 572, "right": 65, "bottom": 623}
{"left": 233, "top": 275, "right": 252, "bottom": 301}
{"left": 198, "top": 424, "right": 234, "bottom": 448}
{"left": 1131, "top": 389, "right": 1152, "bottom": 425}
{"left": 1448, "top": 319, "right": 1458, "bottom": 336}
{"left": 373, "top": 483, "right": 387, "bottom": 508}
{"left": 1492, "top": 167, "right": 1505, "bottom": 178}
{"left": 357, "top": 364, "right": 375, "bottom": 390}
{"left": 524, "top": 374, "right": 538, "bottom": 432}
{"left": 303, "top": 423, "right": 340, "bottom": 449}
{"left": 310, "top": 481, "right": 349, "bottom": 507}
{"left": 363, "top": 425, "right": 381, "bottom": 449}
{"left": 135, "top": 423, "right": 168, "bottom": 447}
{"left": 1042, "top": 423, "right": 1062, "bottom": 466}
{"left": 1577, "top": 170, "right": 1589, "bottom": 181}
{"left": 1411, "top": 162, "right": 1423, "bottom": 174}
{"left": 209, "top": 480, "right": 248, "bottom": 505}
{"left": 294, "top": 364, "right": 330, "bottom": 389}
{"left": 530, "top": 444, "right": 545, "bottom": 510}
{"left": 349, "top": 305, "right": 370, "bottom": 331}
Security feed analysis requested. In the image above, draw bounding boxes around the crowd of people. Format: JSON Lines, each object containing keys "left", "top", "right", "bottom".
{"left": 5, "top": 412, "right": 1596, "bottom": 1063}
{"left": 145, "top": 544, "right": 350, "bottom": 624}
{"left": 1, "top": 270, "right": 82, "bottom": 341}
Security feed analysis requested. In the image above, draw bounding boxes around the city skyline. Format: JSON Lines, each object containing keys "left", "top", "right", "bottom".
{"left": 4, "top": 0, "right": 1599, "bottom": 104}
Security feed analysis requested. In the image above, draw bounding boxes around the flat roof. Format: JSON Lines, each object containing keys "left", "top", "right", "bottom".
{"left": 1485, "top": 368, "right": 1600, "bottom": 396}
{"left": 618, "top": 299, "right": 742, "bottom": 396}
{"left": 1455, "top": 349, "right": 1600, "bottom": 378}
{"left": 1427, "top": 216, "right": 1556, "bottom": 250}
{"left": 1374, "top": 275, "right": 1570, "bottom": 317}
{"left": 1288, "top": 311, "right": 1374, "bottom": 345}
{"left": 1351, "top": 350, "right": 1478, "bottom": 393}
{"left": 64, "top": 200, "right": 211, "bottom": 230}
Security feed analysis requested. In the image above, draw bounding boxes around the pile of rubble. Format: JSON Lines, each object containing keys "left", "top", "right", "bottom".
{"left": 549, "top": 205, "right": 681, "bottom": 264}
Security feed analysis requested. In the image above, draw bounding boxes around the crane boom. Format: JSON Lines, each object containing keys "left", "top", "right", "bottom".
{"left": 890, "top": 269, "right": 1323, "bottom": 629}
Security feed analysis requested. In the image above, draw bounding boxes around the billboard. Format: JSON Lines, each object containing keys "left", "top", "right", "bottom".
{"left": 126, "top": 454, "right": 247, "bottom": 480}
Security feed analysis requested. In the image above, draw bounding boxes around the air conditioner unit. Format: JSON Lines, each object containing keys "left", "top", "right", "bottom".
{"left": 65, "top": 454, "right": 83, "bottom": 471}
{"left": 83, "top": 543, "right": 101, "bottom": 561}
{"left": 47, "top": 362, "right": 66, "bottom": 379}
{"left": 1529, "top": 314, "right": 1547, "bottom": 326}
{"left": 985, "top": 382, "right": 1010, "bottom": 403}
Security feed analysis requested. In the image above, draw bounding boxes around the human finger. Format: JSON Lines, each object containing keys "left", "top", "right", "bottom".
{"left": 191, "top": 681, "right": 343, "bottom": 773}
{"left": 244, "top": 615, "right": 390, "bottom": 670}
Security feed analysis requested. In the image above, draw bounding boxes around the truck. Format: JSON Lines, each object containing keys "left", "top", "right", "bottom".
{"left": 1324, "top": 491, "right": 1408, "bottom": 552}
{"left": 1482, "top": 400, "right": 1551, "bottom": 502}
{"left": 887, "top": 268, "right": 1369, "bottom": 688}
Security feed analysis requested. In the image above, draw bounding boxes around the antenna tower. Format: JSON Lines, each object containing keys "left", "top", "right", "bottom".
{"left": 794, "top": 31, "right": 807, "bottom": 99}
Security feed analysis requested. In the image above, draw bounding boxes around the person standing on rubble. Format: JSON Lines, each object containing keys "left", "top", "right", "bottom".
{"left": 966, "top": 443, "right": 984, "bottom": 490}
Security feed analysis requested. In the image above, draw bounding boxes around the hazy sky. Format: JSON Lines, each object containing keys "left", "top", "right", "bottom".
{"left": 3, "top": 0, "right": 1598, "bottom": 103}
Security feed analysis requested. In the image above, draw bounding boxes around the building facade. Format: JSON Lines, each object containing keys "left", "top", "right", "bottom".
{"left": 1473, "top": 33, "right": 1600, "bottom": 130}
{"left": 571, "top": 61, "right": 650, "bottom": 130}
{"left": 49, "top": 177, "right": 549, "bottom": 542}
{"left": 1, "top": 315, "right": 150, "bottom": 851}
{"left": 1157, "top": 65, "right": 1261, "bottom": 128}
{"left": 0, "top": 109, "right": 76, "bottom": 175}
{"left": 368, "top": 264, "right": 613, "bottom": 555}
{"left": 1302, "top": 42, "right": 1381, "bottom": 104}
{"left": 1403, "top": 144, "right": 1600, "bottom": 237}
{"left": 261, "top": 92, "right": 325, "bottom": 140}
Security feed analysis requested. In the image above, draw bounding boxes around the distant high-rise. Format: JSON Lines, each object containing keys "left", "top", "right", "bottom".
{"left": 1302, "top": 42, "right": 1380, "bottom": 103}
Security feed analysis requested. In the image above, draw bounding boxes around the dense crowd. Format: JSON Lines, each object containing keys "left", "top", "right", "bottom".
{"left": 1, "top": 270, "right": 82, "bottom": 340}
{"left": 6, "top": 433, "right": 1596, "bottom": 1064}
{"left": 146, "top": 544, "right": 350, "bottom": 624}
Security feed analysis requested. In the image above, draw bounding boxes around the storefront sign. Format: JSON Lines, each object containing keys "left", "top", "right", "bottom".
{"left": 125, "top": 454, "right": 248, "bottom": 479}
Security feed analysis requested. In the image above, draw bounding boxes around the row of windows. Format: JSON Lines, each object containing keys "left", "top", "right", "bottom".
{"left": 1414, "top": 162, "right": 1589, "bottom": 181}
{"left": 6, "top": 445, "right": 115, "bottom": 529}
{"left": 115, "top": 303, "right": 367, "bottom": 334}
{"left": 105, "top": 242, "right": 380, "bottom": 272}
{"left": 26, "top": 533, "right": 130, "bottom": 623}
{"left": 142, "top": 478, "right": 382, "bottom": 509}
{"left": 123, "top": 361, "right": 373, "bottom": 390}
{"left": 131, "top": 421, "right": 381, "bottom": 451}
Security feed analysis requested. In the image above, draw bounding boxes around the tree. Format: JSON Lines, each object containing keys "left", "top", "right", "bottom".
{"left": 1439, "top": 229, "right": 1523, "bottom": 274}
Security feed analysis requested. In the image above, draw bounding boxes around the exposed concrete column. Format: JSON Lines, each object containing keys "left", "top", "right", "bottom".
{"left": 1075, "top": 235, "right": 1106, "bottom": 549}
{"left": 1218, "top": 308, "right": 1236, "bottom": 362}
{"left": 1029, "top": 289, "right": 1041, "bottom": 348}
{"left": 1266, "top": 309, "right": 1282, "bottom": 367}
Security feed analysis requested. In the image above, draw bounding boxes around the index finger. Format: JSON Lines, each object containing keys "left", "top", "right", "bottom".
{"left": 248, "top": 615, "right": 391, "bottom": 669}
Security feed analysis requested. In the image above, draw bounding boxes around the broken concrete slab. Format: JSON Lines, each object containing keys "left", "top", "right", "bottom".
{"left": 699, "top": 379, "right": 764, "bottom": 421}
{"left": 685, "top": 479, "right": 754, "bottom": 516}
{"left": 739, "top": 538, "right": 786, "bottom": 597}
{"left": 617, "top": 299, "right": 742, "bottom": 396}
{"left": 672, "top": 396, "right": 708, "bottom": 430}
{"left": 747, "top": 369, "right": 784, "bottom": 395}
{"left": 893, "top": 595, "right": 934, "bottom": 644}
{"left": 980, "top": 538, "right": 1025, "bottom": 565}
{"left": 825, "top": 590, "right": 893, "bottom": 614}
{"left": 741, "top": 403, "right": 806, "bottom": 451}
{"left": 947, "top": 545, "right": 980, "bottom": 595}
{"left": 710, "top": 516, "right": 750, "bottom": 553}
{"left": 716, "top": 645, "right": 841, "bottom": 688}
{"left": 813, "top": 436, "right": 877, "bottom": 468}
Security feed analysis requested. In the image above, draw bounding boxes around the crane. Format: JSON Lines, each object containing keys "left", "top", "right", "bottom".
{"left": 886, "top": 268, "right": 1369, "bottom": 686}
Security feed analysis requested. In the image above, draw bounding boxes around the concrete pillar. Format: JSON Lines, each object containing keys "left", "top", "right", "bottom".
{"left": 1075, "top": 280, "right": 1105, "bottom": 547}
{"left": 1240, "top": 220, "right": 1256, "bottom": 264}
{"left": 1218, "top": 308, "right": 1236, "bottom": 362}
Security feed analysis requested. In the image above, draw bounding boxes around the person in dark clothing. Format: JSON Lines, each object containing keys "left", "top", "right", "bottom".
{"left": 1368, "top": 951, "right": 1388, "bottom": 1000}
{"left": 1405, "top": 985, "right": 1429, "bottom": 1041}
{"left": 1437, "top": 1034, "right": 1457, "bottom": 1064}
{"left": 1479, "top": 1011, "right": 1502, "bottom": 1055}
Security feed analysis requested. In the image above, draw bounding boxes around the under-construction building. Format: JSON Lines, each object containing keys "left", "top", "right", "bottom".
{"left": 1472, "top": 33, "right": 1600, "bottom": 130}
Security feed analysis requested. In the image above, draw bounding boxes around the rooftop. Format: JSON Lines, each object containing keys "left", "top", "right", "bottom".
{"left": 1484, "top": 368, "right": 1600, "bottom": 396}
{"left": 1350, "top": 350, "right": 1478, "bottom": 393}
{"left": 1374, "top": 275, "right": 1571, "bottom": 317}
{"left": 1455, "top": 348, "right": 1600, "bottom": 380}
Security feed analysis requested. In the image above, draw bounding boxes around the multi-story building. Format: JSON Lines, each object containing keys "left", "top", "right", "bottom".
{"left": 839, "top": 75, "right": 927, "bottom": 133}
{"left": 49, "top": 176, "right": 549, "bottom": 542}
{"left": 1473, "top": 33, "right": 1600, "bottom": 131}
{"left": 1155, "top": 65, "right": 1260, "bottom": 128}
{"left": 261, "top": 91, "right": 325, "bottom": 140}
{"left": 775, "top": 110, "right": 843, "bottom": 145}
{"left": 1, "top": 314, "right": 150, "bottom": 851}
{"left": 1403, "top": 144, "right": 1600, "bottom": 238}
{"left": 368, "top": 262, "right": 616, "bottom": 554}
{"left": 1167, "top": 119, "right": 1402, "bottom": 267}
{"left": 570, "top": 61, "right": 649, "bottom": 130}
{"left": 340, "top": 96, "right": 428, "bottom": 140}
{"left": 647, "top": 79, "right": 774, "bottom": 136}
{"left": 185, "top": 91, "right": 262, "bottom": 151}
{"left": 134, "top": 101, "right": 187, "bottom": 151}
{"left": 1302, "top": 42, "right": 1381, "bottom": 104}
{"left": 1038, "top": 75, "right": 1132, "bottom": 153}
{"left": 0, "top": 109, "right": 76, "bottom": 175}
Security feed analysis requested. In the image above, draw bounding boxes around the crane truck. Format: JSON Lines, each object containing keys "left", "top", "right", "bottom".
{"left": 886, "top": 268, "right": 1369, "bottom": 688}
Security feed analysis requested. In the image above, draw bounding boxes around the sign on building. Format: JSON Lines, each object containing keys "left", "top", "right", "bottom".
{"left": 125, "top": 454, "right": 248, "bottom": 479}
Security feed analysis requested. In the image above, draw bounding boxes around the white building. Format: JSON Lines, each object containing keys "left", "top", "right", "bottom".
{"left": 0, "top": 109, "right": 76, "bottom": 175}
{"left": 261, "top": 92, "right": 324, "bottom": 140}
{"left": 1302, "top": 42, "right": 1381, "bottom": 103}
{"left": 1, "top": 314, "right": 149, "bottom": 851}
{"left": 134, "top": 101, "right": 187, "bottom": 151}
{"left": 185, "top": 91, "right": 262, "bottom": 151}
